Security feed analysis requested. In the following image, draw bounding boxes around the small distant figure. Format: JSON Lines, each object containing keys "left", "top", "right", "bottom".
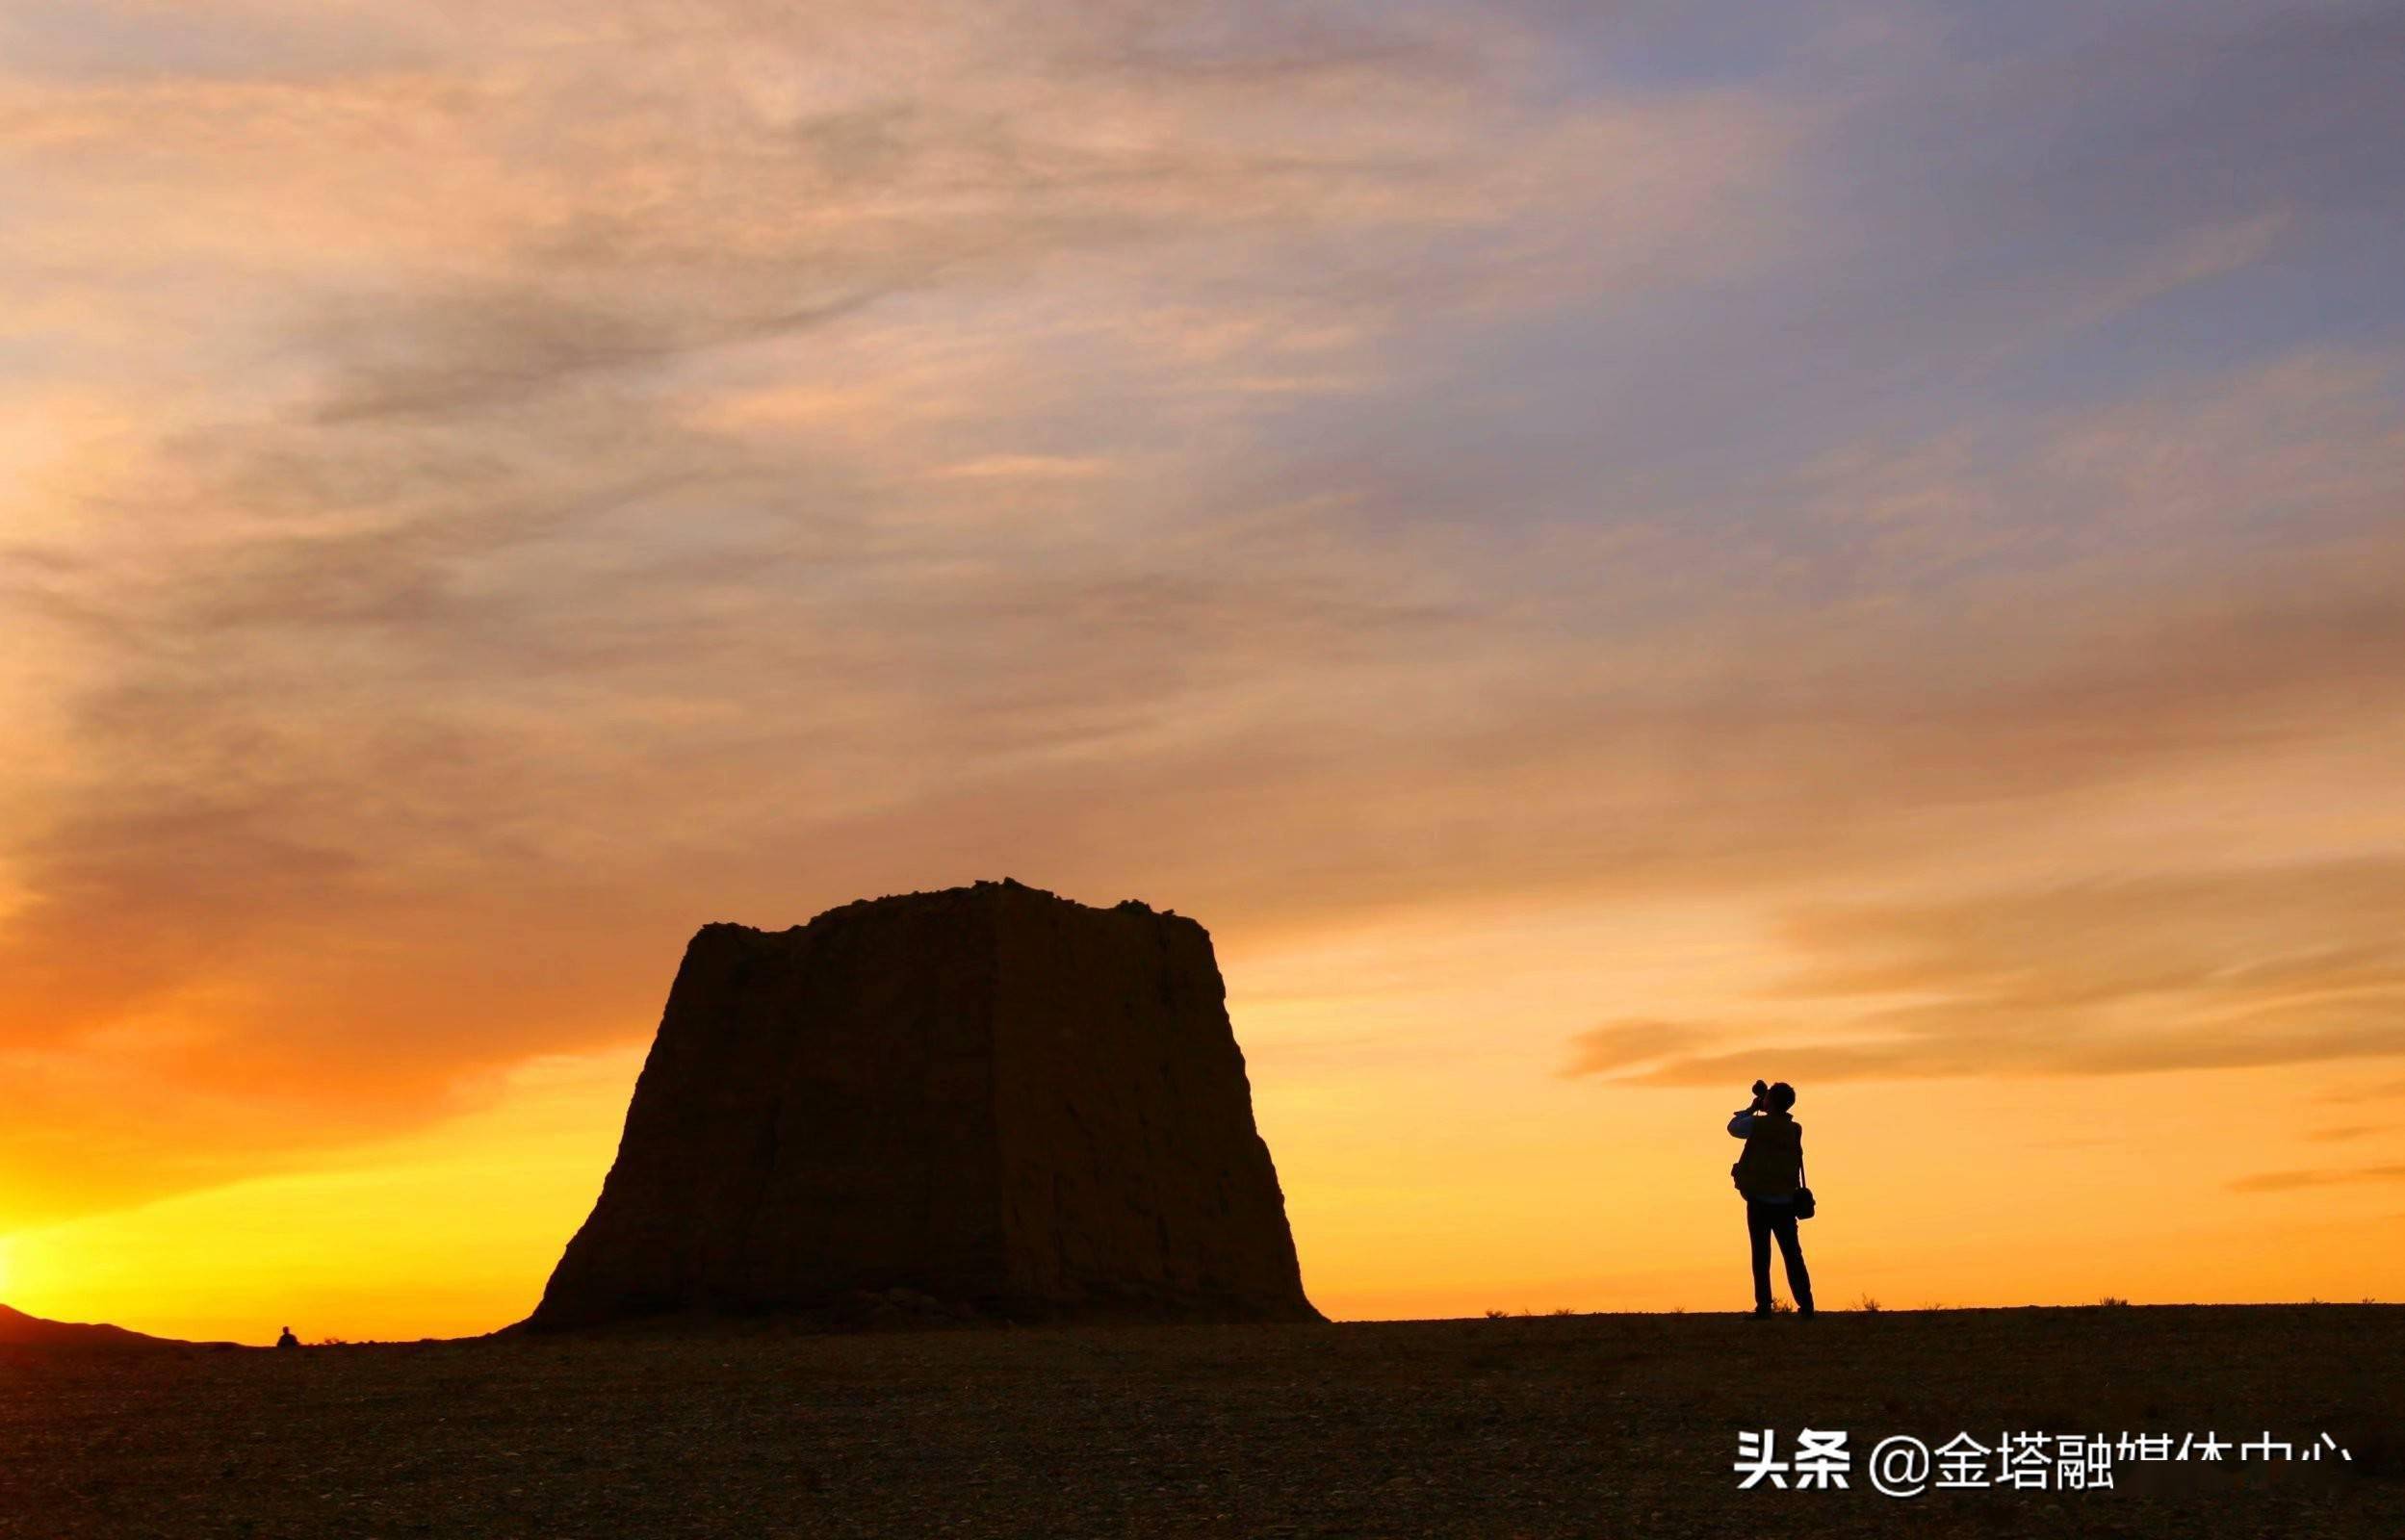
{"left": 1727, "top": 1079, "right": 1814, "bottom": 1317}
{"left": 274, "top": 1325, "right": 300, "bottom": 1349}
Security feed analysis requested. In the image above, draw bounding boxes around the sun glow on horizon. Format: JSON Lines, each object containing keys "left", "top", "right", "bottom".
{"left": 1, "top": 1047, "right": 642, "bottom": 1345}
{"left": 6, "top": 922, "right": 2402, "bottom": 1344}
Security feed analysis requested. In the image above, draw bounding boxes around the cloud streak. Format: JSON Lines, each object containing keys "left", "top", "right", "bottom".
{"left": 2230, "top": 1165, "right": 2405, "bottom": 1195}
{"left": 1573, "top": 859, "right": 2405, "bottom": 1084}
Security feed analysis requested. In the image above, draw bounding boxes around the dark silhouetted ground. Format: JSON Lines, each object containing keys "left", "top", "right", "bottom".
{"left": 2, "top": 1305, "right": 2396, "bottom": 1538}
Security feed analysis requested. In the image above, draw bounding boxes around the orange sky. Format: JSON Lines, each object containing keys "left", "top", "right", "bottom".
{"left": 4, "top": 1, "right": 2404, "bottom": 1343}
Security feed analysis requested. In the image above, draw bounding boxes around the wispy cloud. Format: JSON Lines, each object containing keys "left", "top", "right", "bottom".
{"left": 1575, "top": 859, "right": 2405, "bottom": 1084}
{"left": 2230, "top": 1165, "right": 2405, "bottom": 1195}
{"left": 1559, "top": 1021, "right": 1713, "bottom": 1080}
{"left": 927, "top": 454, "right": 1115, "bottom": 481}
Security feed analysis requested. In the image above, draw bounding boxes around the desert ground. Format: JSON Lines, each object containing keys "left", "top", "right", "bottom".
{"left": 3, "top": 1304, "right": 2396, "bottom": 1539}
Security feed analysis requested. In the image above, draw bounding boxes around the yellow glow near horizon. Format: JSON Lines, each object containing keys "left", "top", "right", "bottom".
{"left": 3, "top": 1048, "right": 641, "bottom": 1345}
{"left": 6, "top": 907, "right": 2402, "bottom": 1345}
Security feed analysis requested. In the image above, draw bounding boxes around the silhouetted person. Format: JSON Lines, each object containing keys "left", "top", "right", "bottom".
{"left": 1727, "top": 1080, "right": 1813, "bottom": 1317}
{"left": 274, "top": 1325, "right": 299, "bottom": 1349}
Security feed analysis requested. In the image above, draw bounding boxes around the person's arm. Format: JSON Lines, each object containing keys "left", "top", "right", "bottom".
{"left": 1726, "top": 1110, "right": 1756, "bottom": 1138}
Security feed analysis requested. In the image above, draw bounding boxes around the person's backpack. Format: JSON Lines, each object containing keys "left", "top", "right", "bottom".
{"left": 1731, "top": 1116, "right": 1799, "bottom": 1197}
{"left": 1732, "top": 1117, "right": 1817, "bottom": 1218}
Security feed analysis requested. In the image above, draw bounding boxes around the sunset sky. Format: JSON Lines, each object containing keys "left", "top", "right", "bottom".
{"left": 4, "top": 1, "right": 2403, "bottom": 1344}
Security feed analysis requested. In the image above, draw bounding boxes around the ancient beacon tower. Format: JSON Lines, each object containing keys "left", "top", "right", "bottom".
{"left": 527, "top": 880, "right": 1318, "bottom": 1327}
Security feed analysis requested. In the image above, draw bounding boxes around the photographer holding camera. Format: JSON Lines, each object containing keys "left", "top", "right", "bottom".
{"left": 1727, "top": 1078, "right": 1815, "bottom": 1317}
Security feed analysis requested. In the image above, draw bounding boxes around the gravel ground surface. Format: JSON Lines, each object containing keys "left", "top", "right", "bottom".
{"left": 2, "top": 1304, "right": 2397, "bottom": 1538}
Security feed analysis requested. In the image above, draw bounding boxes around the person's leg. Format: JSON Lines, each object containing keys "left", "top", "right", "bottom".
{"left": 1771, "top": 1209, "right": 1814, "bottom": 1314}
{"left": 1746, "top": 1202, "right": 1773, "bottom": 1312}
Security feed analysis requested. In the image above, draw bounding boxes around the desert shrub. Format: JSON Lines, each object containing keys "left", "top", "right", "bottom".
{"left": 1855, "top": 1295, "right": 1882, "bottom": 1314}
